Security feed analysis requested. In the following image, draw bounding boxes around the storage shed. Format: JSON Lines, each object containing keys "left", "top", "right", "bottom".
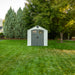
{"left": 27, "top": 25, "right": 48, "bottom": 46}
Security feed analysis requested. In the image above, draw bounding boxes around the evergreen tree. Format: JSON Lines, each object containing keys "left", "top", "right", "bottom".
{"left": 15, "top": 8, "right": 23, "bottom": 38}
{"left": 22, "top": 5, "right": 33, "bottom": 38}
{"left": 3, "top": 7, "right": 12, "bottom": 38}
{"left": 3, "top": 7, "right": 16, "bottom": 38}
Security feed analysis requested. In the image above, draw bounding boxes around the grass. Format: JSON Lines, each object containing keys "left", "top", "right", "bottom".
{"left": 0, "top": 40, "right": 75, "bottom": 75}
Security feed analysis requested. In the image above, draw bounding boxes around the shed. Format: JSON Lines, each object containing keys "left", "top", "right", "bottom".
{"left": 27, "top": 25, "right": 48, "bottom": 46}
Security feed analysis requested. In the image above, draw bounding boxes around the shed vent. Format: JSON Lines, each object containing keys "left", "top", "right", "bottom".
{"left": 36, "top": 25, "right": 39, "bottom": 28}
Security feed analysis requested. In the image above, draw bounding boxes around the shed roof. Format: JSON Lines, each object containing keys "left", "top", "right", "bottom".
{"left": 28, "top": 25, "right": 48, "bottom": 31}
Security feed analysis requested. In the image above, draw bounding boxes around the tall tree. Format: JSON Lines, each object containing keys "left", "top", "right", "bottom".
{"left": 65, "top": 19, "right": 75, "bottom": 40}
{"left": 15, "top": 8, "right": 23, "bottom": 38}
{"left": 3, "top": 7, "right": 16, "bottom": 38}
{"left": 49, "top": 0, "right": 75, "bottom": 42}
{"left": 26, "top": 0, "right": 50, "bottom": 31}
{"left": 25, "top": 0, "right": 75, "bottom": 41}
{"left": 22, "top": 4, "right": 33, "bottom": 38}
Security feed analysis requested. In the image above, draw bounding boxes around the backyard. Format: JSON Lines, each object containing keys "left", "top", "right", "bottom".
{"left": 0, "top": 40, "right": 75, "bottom": 75}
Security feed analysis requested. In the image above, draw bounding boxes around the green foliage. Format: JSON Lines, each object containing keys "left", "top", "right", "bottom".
{"left": 26, "top": 0, "right": 50, "bottom": 31}
{"left": 0, "top": 40, "right": 75, "bottom": 75}
{"left": 22, "top": 6, "right": 33, "bottom": 38}
{"left": 3, "top": 7, "right": 16, "bottom": 38}
{"left": 15, "top": 8, "right": 23, "bottom": 38}
{"left": 2, "top": 20, "right": 5, "bottom": 26}
{"left": 3, "top": 0, "right": 75, "bottom": 39}
{"left": 0, "top": 33, "right": 4, "bottom": 38}
{"left": 26, "top": 0, "right": 74, "bottom": 39}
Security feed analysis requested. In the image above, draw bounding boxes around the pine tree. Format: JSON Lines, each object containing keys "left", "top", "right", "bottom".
{"left": 15, "top": 8, "right": 23, "bottom": 38}
{"left": 3, "top": 7, "right": 13, "bottom": 38}
{"left": 3, "top": 7, "right": 16, "bottom": 38}
{"left": 22, "top": 5, "right": 33, "bottom": 38}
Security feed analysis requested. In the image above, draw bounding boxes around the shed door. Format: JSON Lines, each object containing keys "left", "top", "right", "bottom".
{"left": 31, "top": 30, "right": 44, "bottom": 46}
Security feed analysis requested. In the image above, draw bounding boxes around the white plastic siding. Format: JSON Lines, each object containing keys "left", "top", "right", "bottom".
{"left": 27, "top": 30, "right": 31, "bottom": 46}
{"left": 44, "top": 30, "right": 48, "bottom": 46}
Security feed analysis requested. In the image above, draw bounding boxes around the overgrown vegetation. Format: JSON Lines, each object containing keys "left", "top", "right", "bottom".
{"left": 0, "top": 40, "right": 75, "bottom": 75}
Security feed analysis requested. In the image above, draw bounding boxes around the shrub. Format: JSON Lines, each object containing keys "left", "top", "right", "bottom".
{"left": 0, "top": 33, "right": 4, "bottom": 38}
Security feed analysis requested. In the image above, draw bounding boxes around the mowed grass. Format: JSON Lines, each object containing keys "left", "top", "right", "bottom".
{"left": 0, "top": 40, "right": 75, "bottom": 75}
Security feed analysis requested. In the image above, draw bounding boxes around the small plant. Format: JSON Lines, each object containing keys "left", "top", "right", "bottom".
{"left": 0, "top": 33, "right": 4, "bottom": 38}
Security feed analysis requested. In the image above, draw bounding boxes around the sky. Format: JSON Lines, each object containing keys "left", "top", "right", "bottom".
{"left": 0, "top": 0, "right": 27, "bottom": 20}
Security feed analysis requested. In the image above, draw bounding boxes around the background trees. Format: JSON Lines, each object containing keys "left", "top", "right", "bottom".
{"left": 22, "top": 5, "right": 33, "bottom": 38}
{"left": 3, "top": 0, "right": 75, "bottom": 40}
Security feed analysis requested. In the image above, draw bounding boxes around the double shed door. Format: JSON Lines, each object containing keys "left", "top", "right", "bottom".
{"left": 31, "top": 29, "right": 44, "bottom": 46}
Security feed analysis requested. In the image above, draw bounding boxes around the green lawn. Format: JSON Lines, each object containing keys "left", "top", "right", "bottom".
{"left": 0, "top": 40, "right": 75, "bottom": 75}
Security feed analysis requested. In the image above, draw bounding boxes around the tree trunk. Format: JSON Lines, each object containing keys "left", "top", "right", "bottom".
{"left": 60, "top": 32, "right": 63, "bottom": 43}
{"left": 68, "top": 33, "right": 70, "bottom": 40}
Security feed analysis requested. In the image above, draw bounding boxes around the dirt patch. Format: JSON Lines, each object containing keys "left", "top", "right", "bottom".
{"left": 47, "top": 49, "right": 75, "bottom": 55}
{"left": 52, "top": 49, "right": 75, "bottom": 54}
{"left": 61, "top": 50, "right": 75, "bottom": 54}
